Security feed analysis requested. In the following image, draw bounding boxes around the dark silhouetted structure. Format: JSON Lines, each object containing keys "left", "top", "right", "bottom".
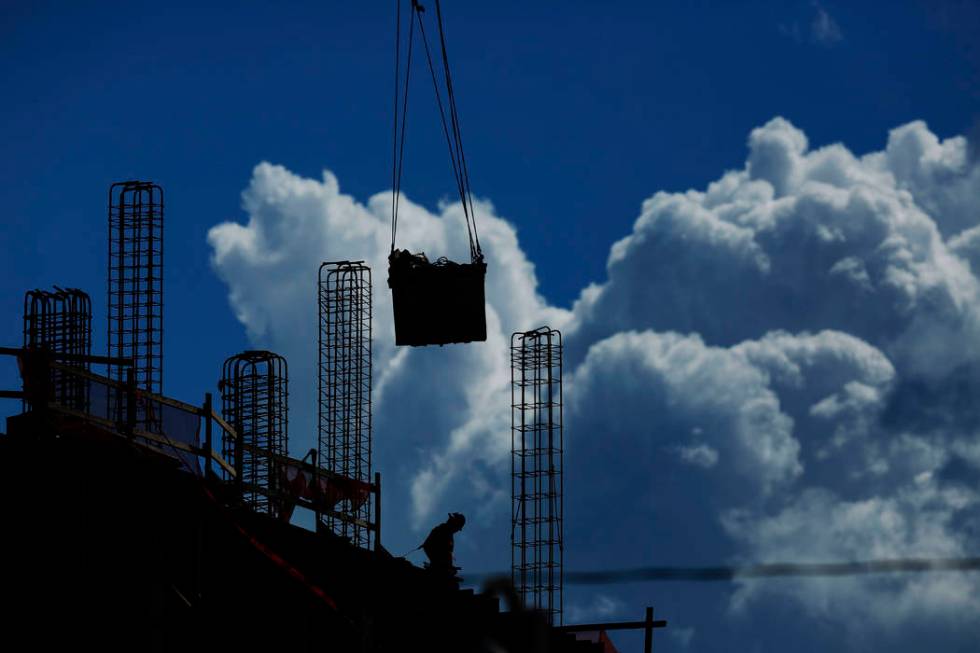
{"left": 1, "top": 345, "right": 595, "bottom": 652}
{"left": 108, "top": 180, "right": 163, "bottom": 432}
{"left": 388, "top": 250, "right": 487, "bottom": 346}
{"left": 387, "top": 0, "right": 487, "bottom": 347}
{"left": 22, "top": 287, "right": 92, "bottom": 412}
{"left": 220, "top": 350, "right": 288, "bottom": 517}
{"left": 558, "top": 607, "right": 667, "bottom": 653}
{"left": 512, "top": 326, "right": 564, "bottom": 625}
{"left": 319, "top": 261, "right": 374, "bottom": 548}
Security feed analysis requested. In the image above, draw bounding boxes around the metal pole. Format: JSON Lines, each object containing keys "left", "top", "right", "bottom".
{"left": 234, "top": 374, "right": 244, "bottom": 500}
{"left": 374, "top": 471, "right": 382, "bottom": 552}
{"left": 644, "top": 607, "right": 653, "bottom": 653}
{"left": 126, "top": 366, "right": 136, "bottom": 437}
{"left": 204, "top": 392, "right": 214, "bottom": 482}
{"left": 37, "top": 350, "right": 50, "bottom": 416}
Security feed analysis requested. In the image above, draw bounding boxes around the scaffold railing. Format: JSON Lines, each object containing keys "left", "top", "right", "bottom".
{"left": 0, "top": 347, "right": 381, "bottom": 546}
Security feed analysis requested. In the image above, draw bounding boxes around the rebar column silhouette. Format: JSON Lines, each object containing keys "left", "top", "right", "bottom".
{"left": 220, "top": 351, "right": 288, "bottom": 516}
{"left": 318, "top": 261, "right": 373, "bottom": 548}
{"left": 22, "top": 287, "right": 92, "bottom": 412}
{"left": 512, "top": 327, "right": 564, "bottom": 626}
{"left": 108, "top": 181, "right": 163, "bottom": 432}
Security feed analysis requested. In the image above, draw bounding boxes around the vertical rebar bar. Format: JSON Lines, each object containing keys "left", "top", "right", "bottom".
{"left": 219, "top": 351, "right": 288, "bottom": 516}
{"left": 22, "top": 287, "right": 92, "bottom": 413}
{"left": 318, "top": 261, "right": 373, "bottom": 549}
{"left": 512, "top": 326, "right": 563, "bottom": 626}
{"left": 108, "top": 181, "right": 163, "bottom": 432}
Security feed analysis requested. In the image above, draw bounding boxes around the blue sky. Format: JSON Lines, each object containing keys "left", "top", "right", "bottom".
{"left": 3, "top": 1, "right": 980, "bottom": 651}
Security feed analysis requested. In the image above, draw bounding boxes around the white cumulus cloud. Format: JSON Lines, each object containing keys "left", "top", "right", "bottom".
{"left": 208, "top": 117, "right": 980, "bottom": 648}
{"left": 207, "top": 163, "right": 566, "bottom": 531}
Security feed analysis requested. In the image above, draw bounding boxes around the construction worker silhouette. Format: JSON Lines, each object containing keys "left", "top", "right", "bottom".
{"left": 422, "top": 512, "right": 465, "bottom": 582}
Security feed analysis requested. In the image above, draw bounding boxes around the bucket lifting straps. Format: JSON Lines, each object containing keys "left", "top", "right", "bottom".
{"left": 388, "top": 0, "right": 488, "bottom": 347}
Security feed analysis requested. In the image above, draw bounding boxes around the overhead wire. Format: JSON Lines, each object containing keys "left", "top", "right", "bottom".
{"left": 462, "top": 556, "right": 980, "bottom": 586}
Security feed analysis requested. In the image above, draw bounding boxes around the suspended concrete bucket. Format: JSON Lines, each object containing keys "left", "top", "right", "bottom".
{"left": 388, "top": 249, "right": 487, "bottom": 347}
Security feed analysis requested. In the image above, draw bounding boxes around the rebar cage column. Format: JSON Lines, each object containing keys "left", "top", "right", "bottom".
{"left": 108, "top": 181, "right": 163, "bottom": 432}
{"left": 318, "top": 261, "right": 373, "bottom": 549}
{"left": 22, "top": 287, "right": 92, "bottom": 412}
{"left": 220, "top": 351, "right": 288, "bottom": 516}
{"left": 511, "top": 327, "right": 564, "bottom": 626}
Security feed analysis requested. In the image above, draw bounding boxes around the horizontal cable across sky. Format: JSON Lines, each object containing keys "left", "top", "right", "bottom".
{"left": 465, "top": 557, "right": 980, "bottom": 585}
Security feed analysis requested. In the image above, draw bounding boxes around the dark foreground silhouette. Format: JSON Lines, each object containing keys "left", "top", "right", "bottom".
{"left": 422, "top": 511, "right": 466, "bottom": 588}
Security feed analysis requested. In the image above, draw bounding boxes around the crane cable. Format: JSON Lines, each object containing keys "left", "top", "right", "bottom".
{"left": 433, "top": 0, "right": 481, "bottom": 260}
{"left": 391, "top": 0, "right": 483, "bottom": 263}
{"left": 390, "top": 0, "right": 414, "bottom": 254}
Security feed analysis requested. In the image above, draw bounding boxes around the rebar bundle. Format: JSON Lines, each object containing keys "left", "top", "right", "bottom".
{"left": 220, "top": 351, "right": 289, "bottom": 516}
{"left": 318, "top": 261, "right": 373, "bottom": 548}
{"left": 108, "top": 181, "right": 163, "bottom": 432}
{"left": 512, "top": 327, "right": 564, "bottom": 626}
{"left": 22, "top": 287, "right": 92, "bottom": 411}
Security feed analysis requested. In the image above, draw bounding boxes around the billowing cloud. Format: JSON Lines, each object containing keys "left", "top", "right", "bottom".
{"left": 568, "top": 330, "right": 803, "bottom": 494}
{"left": 568, "top": 119, "right": 980, "bottom": 381}
{"left": 208, "top": 117, "right": 980, "bottom": 648}
{"left": 207, "top": 163, "right": 567, "bottom": 533}
{"left": 723, "top": 479, "right": 980, "bottom": 648}
{"left": 560, "top": 117, "right": 980, "bottom": 642}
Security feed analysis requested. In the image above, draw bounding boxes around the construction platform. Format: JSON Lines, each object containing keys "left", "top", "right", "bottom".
{"left": 0, "top": 408, "right": 603, "bottom": 652}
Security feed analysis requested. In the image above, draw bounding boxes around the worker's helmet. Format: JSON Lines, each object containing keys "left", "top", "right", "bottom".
{"left": 448, "top": 512, "right": 466, "bottom": 529}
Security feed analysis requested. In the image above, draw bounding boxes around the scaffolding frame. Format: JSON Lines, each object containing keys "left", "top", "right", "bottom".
{"left": 22, "top": 287, "right": 92, "bottom": 412}
{"left": 318, "top": 261, "right": 373, "bottom": 549}
{"left": 108, "top": 180, "right": 163, "bottom": 432}
{"left": 512, "top": 326, "right": 563, "bottom": 626}
{"left": 220, "top": 351, "right": 289, "bottom": 516}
